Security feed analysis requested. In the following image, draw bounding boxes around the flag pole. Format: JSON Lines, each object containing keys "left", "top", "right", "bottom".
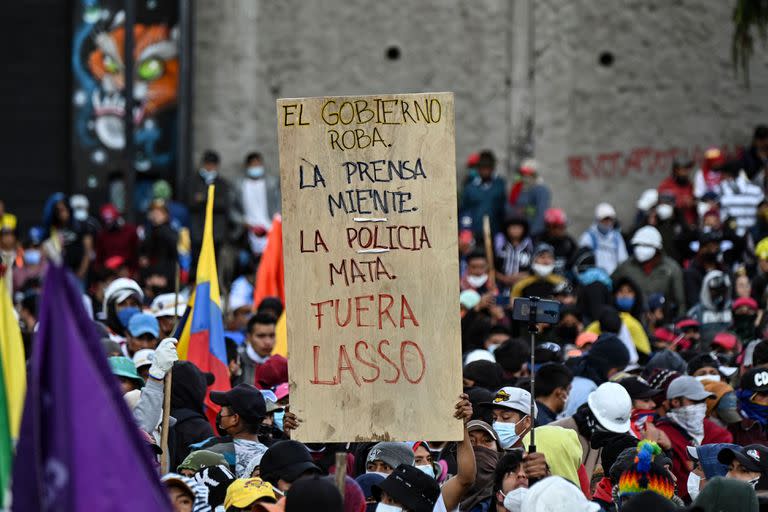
{"left": 160, "top": 264, "right": 180, "bottom": 474}
{"left": 482, "top": 215, "right": 496, "bottom": 290}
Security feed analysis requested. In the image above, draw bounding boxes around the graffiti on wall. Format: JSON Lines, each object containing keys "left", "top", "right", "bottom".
{"left": 72, "top": 0, "right": 178, "bottom": 174}
{"left": 567, "top": 144, "right": 744, "bottom": 181}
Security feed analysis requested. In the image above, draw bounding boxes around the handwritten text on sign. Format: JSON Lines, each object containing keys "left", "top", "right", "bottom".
{"left": 278, "top": 93, "right": 462, "bottom": 442}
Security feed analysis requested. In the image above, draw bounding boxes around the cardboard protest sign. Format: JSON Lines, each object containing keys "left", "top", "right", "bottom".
{"left": 277, "top": 93, "right": 462, "bottom": 442}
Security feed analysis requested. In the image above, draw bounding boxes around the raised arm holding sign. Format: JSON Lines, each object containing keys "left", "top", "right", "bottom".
{"left": 277, "top": 92, "right": 462, "bottom": 442}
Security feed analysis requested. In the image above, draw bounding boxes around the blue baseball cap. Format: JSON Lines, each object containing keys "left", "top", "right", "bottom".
{"left": 128, "top": 312, "right": 159, "bottom": 338}
{"left": 687, "top": 443, "right": 739, "bottom": 479}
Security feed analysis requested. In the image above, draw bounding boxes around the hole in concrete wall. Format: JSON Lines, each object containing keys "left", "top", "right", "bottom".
{"left": 386, "top": 45, "right": 401, "bottom": 61}
{"left": 598, "top": 51, "right": 615, "bottom": 67}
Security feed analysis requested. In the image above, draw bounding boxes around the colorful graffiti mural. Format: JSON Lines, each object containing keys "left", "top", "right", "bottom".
{"left": 72, "top": 0, "right": 178, "bottom": 175}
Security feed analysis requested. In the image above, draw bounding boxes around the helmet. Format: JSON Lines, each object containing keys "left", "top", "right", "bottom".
{"left": 544, "top": 208, "right": 567, "bottom": 226}
{"left": 631, "top": 226, "right": 663, "bottom": 249}
{"left": 587, "top": 382, "right": 631, "bottom": 433}
{"left": 102, "top": 278, "right": 144, "bottom": 316}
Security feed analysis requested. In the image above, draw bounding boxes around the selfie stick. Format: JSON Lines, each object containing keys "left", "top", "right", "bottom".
{"left": 527, "top": 296, "right": 539, "bottom": 454}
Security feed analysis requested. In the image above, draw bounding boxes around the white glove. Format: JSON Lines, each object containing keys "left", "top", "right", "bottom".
{"left": 148, "top": 337, "right": 178, "bottom": 380}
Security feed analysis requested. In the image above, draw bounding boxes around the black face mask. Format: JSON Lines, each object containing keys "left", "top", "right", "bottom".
{"left": 674, "top": 175, "right": 690, "bottom": 185}
{"left": 215, "top": 411, "right": 228, "bottom": 437}
{"left": 701, "top": 252, "right": 718, "bottom": 265}
{"left": 555, "top": 324, "right": 579, "bottom": 344}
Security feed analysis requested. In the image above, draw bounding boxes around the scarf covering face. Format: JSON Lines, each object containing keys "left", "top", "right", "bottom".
{"left": 737, "top": 389, "right": 768, "bottom": 425}
{"left": 460, "top": 446, "right": 500, "bottom": 511}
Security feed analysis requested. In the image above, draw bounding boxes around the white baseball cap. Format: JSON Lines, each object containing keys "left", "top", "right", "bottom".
{"left": 132, "top": 349, "right": 155, "bottom": 369}
{"left": 483, "top": 386, "right": 538, "bottom": 417}
{"left": 595, "top": 203, "right": 616, "bottom": 220}
{"left": 150, "top": 293, "right": 186, "bottom": 318}
{"left": 631, "top": 226, "right": 663, "bottom": 249}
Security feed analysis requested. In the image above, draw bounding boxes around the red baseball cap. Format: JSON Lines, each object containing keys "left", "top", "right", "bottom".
{"left": 675, "top": 318, "right": 701, "bottom": 331}
{"left": 712, "top": 332, "right": 738, "bottom": 351}
{"left": 733, "top": 297, "right": 758, "bottom": 311}
{"left": 544, "top": 208, "right": 567, "bottom": 226}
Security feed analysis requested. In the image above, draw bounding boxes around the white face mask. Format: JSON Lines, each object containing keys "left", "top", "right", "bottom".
{"left": 634, "top": 245, "right": 657, "bottom": 262}
{"left": 656, "top": 204, "right": 674, "bottom": 220}
{"left": 493, "top": 420, "right": 523, "bottom": 449}
{"left": 695, "top": 374, "right": 721, "bottom": 383}
{"left": 668, "top": 403, "right": 707, "bottom": 437}
{"left": 502, "top": 487, "right": 528, "bottom": 512}
{"left": 376, "top": 504, "right": 403, "bottom": 512}
{"left": 687, "top": 472, "right": 702, "bottom": 500}
{"left": 466, "top": 274, "right": 489, "bottom": 288}
{"left": 415, "top": 464, "right": 436, "bottom": 479}
{"left": 247, "top": 165, "right": 265, "bottom": 179}
{"left": 532, "top": 263, "right": 554, "bottom": 277}
{"left": 366, "top": 471, "right": 390, "bottom": 478}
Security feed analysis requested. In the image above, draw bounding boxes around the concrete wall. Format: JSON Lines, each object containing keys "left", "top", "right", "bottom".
{"left": 193, "top": 0, "right": 520, "bottom": 187}
{"left": 534, "top": 0, "right": 768, "bottom": 232}
{"left": 194, "top": 0, "right": 768, "bottom": 233}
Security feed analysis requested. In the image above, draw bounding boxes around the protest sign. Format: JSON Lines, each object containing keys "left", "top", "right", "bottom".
{"left": 277, "top": 93, "right": 462, "bottom": 442}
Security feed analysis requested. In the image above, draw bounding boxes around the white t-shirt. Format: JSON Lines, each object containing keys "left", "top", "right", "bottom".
{"left": 433, "top": 494, "right": 458, "bottom": 512}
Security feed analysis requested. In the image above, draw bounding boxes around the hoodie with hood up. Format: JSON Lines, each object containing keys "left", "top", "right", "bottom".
{"left": 170, "top": 361, "right": 214, "bottom": 469}
{"left": 687, "top": 270, "right": 733, "bottom": 348}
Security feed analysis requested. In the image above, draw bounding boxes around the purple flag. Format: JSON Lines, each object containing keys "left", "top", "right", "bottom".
{"left": 11, "top": 264, "right": 170, "bottom": 511}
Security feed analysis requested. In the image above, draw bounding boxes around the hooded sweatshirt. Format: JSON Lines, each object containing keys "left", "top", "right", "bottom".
{"left": 170, "top": 362, "right": 215, "bottom": 469}
{"left": 687, "top": 270, "right": 733, "bottom": 348}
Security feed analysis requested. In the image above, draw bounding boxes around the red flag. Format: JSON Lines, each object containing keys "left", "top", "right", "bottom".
{"left": 253, "top": 215, "right": 285, "bottom": 309}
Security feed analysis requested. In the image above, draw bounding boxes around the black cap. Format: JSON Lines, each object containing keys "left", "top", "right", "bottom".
{"left": 373, "top": 464, "right": 440, "bottom": 512}
{"left": 202, "top": 150, "right": 220, "bottom": 164}
{"left": 285, "top": 475, "right": 343, "bottom": 512}
{"left": 687, "top": 354, "right": 720, "bottom": 376}
{"left": 618, "top": 377, "right": 662, "bottom": 400}
{"left": 718, "top": 445, "right": 768, "bottom": 474}
{"left": 259, "top": 440, "right": 321, "bottom": 486}
{"left": 741, "top": 368, "right": 768, "bottom": 393}
{"left": 210, "top": 384, "right": 266, "bottom": 422}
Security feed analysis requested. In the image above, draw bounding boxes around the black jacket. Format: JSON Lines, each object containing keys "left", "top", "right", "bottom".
{"left": 170, "top": 361, "right": 215, "bottom": 469}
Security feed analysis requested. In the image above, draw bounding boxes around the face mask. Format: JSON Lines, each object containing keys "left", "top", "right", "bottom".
{"left": 687, "top": 472, "right": 702, "bottom": 500}
{"left": 674, "top": 175, "right": 690, "bottom": 185}
{"left": 615, "top": 296, "right": 635, "bottom": 312}
{"left": 668, "top": 403, "right": 706, "bottom": 436}
{"left": 366, "top": 471, "right": 390, "bottom": 478}
{"left": 701, "top": 251, "right": 718, "bottom": 264}
{"left": 597, "top": 223, "right": 612, "bottom": 235}
{"left": 695, "top": 374, "right": 721, "bottom": 383}
{"left": 376, "top": 504, "right": 403, "bottom": 512}
{"left": 734, "top": 314, "right": 757, "bottom": 339}
{"left": 502, "top": 487, "right": 528, "bottom": 512}
{"left": 634, "top": 245, "right": 657, "bottom": 263}
{"left": 466, "top": 274, "right": 489, "bottom": 288}
{"left": 116, "top": 307, "right": 140, "bottom": 329}
{"left": 273, "top": 410, "right": 285, "bottom": 431}
{"left": 200, "top": 168, "right": 218, "bottom": 185}
{"left": 532, "top": 263, "right": 554, "bottom": 277}
{"left": 737, "top": 389, "right": 768, "bottom": 425}
{"left": 487, "top": 343, "right": 500, "bottom": 353}
{"left": 215, "top": 410, "right": 229, "bottom": 437}
{"left": 415, "top": 464, "right": 435, "bottom": 479}
{"left": 23, "top": 249, "right": 42, "bottom": 266}
{"left": 247, "top": 166, "right": 265, "bottom": 179}
{"left": 493, "top": 420, "right": 522, "bottom": 449}
{"left": 656, "top": 204, "right": 674, "bottom": 220}
{"left": 711, "top": 295, "right": 726, "bottom": 309}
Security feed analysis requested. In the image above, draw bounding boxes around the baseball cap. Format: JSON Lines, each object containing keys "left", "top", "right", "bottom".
{"left": 132, "top": 349, "right": 155, "bottom": 369}
{"left": 128, "top": 312, "right": 159, "bottom": 338}
{"left": 740, "top": 367, "right": 768, "bottom": 393}
{"left": 150, "top": 292, "right": 187, "bottom": 318}
{"left": 275, "top": 382, "right": 289, "bottom": 401}
{"left": 687, "top": 443, "right": 738, "bottom": 479}
{"left": 467, "top": 420, "right": 502, "bottom": 451}
{"left": 533, "top": 242, "right": 555, "bottom": 258}
{"left": 285, "top": 476, "right": 343, "bottom": 512}
{"left": 108, "top": 356, "right": 144, "bottom": 388}
{"left": 366, "top": 442, "right": 414, "bottom": 470}
{"left": 176, "top": 450, "right": 227, "bottom": 474}
{"left": 595, "top": 202, "right": 617, "bottom": 220}
{"left": 647, "top": 293, "right": 665, "bottom": 311}
{"left": 481, "top": 386, "right": 538, "bottom": 417}
{"left": 666, "top": 375, "right": 715, "bottom": 401}
{"left": 717, "top": 445, "right": 768, "bottom": 474}
{"left": 575, "top": 331, "right": 598, "bottom": 348}
{"left": 618, "top": 377, "right": 661, "bottom": 400}
{"left": 373, "top": 464, "right": 440, "bottom": 512}
{"left": 224, "top": 478, "right": 277, "bottom": 509}
{"left": 259, "top": 441, "right": 321, "bottom": 485}
{"left": 712, "top": 332, "right": 738, "bottom": 351}
{"left": 733, "top": 297, "right": 759, "bottom": 311}
{"left": 210, "top": 384, "right": 267, "bottom": 422}
{"left": 519, "top": 158, "right": 538, "bottom": 176}
{"left": 675, "top": 318, "right": 701, "bottom": 331}
{"left": 756, "top": 237, "right": 768, "bottom": 260}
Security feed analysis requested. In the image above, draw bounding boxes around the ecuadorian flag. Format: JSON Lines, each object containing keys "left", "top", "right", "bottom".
{"left": 176, "top": 185, "right": 230, "bottom": 424}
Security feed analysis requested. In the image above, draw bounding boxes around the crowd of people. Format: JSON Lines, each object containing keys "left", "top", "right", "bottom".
{"left": 4, "top": 125, "right": 768, "bottom": 511}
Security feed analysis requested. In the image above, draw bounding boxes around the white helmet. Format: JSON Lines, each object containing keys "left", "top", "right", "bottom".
{"left": 631, "top": 225, "right": 663, "bottom": 250}
{"left": 102, "top": 278, "right": 144, "bottom": 315}
{"left": 587, "top": 382, "right": 631, "bottom": 433}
